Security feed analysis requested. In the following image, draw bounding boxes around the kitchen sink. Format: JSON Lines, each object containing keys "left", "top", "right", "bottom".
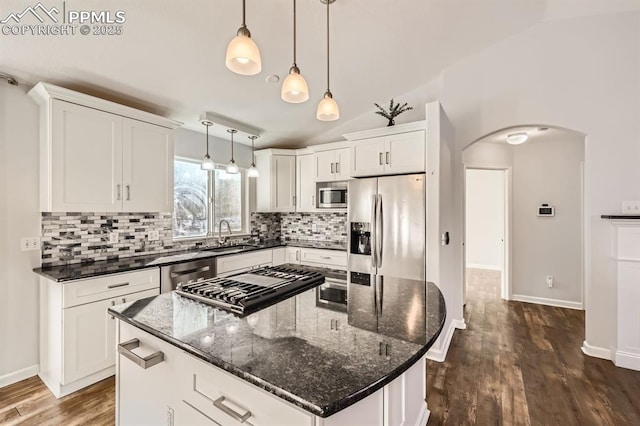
{"left": 199, "top": 244, "right": 259, "bottom": 255}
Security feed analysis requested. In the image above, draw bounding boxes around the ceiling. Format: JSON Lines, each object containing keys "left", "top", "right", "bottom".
{"left": 2, "top": 0, "right": 639, "bottom": 148}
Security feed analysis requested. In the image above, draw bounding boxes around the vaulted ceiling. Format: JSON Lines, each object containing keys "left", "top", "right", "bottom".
{"left": 2, "top": 0, "right": 638, "bottom": 147}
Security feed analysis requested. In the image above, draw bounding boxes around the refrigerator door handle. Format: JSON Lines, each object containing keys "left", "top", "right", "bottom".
{"left": 376, "top": 194, "right": 383, "bottom": 268}
{"left": 376, "top": 276, "right": 384, "bottom": 315}
{"left": 371, "top": 194, "right": 378, "bottom": 268}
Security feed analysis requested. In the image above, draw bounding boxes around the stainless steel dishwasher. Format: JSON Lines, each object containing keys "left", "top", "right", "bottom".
{"left": 160, "top": 258, "right": 216, "bottom": 293}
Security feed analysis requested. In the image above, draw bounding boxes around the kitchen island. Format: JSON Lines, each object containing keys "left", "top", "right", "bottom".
{"left": 108, "top": 271, "right": 445, "bottom": 425}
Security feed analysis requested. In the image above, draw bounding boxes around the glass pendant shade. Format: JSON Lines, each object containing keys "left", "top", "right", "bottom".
{"left": 317, "top": 92, "right": 339, "bottom": 121}
{"left": 226, "top": 34, "right": 262, "bottom": 75}
{"left": 226, "top": 161, "right": 240, "bottom": 174}
{"left": 281, "top": 68, "right": 309, "bottom": 103}
{"left": 247, "top": 164, "right": 259, "bottom": 177}
{"left": 201, "top": 155, "right": 215, "bottom": 170}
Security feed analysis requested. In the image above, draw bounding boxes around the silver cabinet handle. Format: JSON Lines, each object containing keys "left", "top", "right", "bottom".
{"left": 107, "top": 282, "right": 129, "bottom": 289}
{"left": 293, "top": 195, "right": 296, "bottom": 206}
{"left": 170, "top": 266, "right": 210, "bottom": 278}
{"left": 116, "top": 184, "right": 121, "bottom": 201}
{"left": 331, "top": 162, "right": 335, "bottom": 174}
{"left": 379, "top": 341, "right": 384, "bottom": 355}
{"left": 296, "top": 250, "right": 300, "bottom": 261}
{"left": 335, "top": 319, "right": 339, "bottom": 330}
{"left": 320, "top": 256, "right": 331, "bottom": 260}
{"left": 386, "top": 152, "right": 390, "bottom": 165}
{"left": 335, "top": 162, "right": 340, "bottom": 174}
{"left": 311, "top": 195, "right": 315, "bottom": 206}
{"left": 126, "top": 184, "right": 131, "bottom": 201}
{"left": 118, "top": 338, "right": 164, "bottom": 369}
{"left": 213, "top": 396, "right": 252, "bottom": 423}
{"left": 379, "top": 153, "right": 383, "bottom": 165}
{"left": 121, "top": 298, "right": 126, "bottom": 303}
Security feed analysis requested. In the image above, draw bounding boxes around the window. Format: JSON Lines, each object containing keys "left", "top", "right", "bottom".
{"left": 173, "top": 159, "right": 248, "bottom": 239}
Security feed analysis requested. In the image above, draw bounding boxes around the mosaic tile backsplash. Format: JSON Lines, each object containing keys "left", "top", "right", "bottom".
{"left": 281, "top": 212, "right": 347, "bottom": 244}
{"left": 40, "top": 211, "right": 343, "bottom": 266}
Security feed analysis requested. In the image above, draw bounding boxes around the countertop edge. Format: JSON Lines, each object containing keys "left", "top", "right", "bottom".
{"left": 33, "top": 240, "right": 348, "bottom": 282}
{"left": 108, "top": 290, "right": 447, "bottom": 418}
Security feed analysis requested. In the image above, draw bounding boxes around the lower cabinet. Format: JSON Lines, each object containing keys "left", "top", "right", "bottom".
{"left": 286, "top": 247, "right": 347, "bottom": 269}
{"left": 216, "top": 250, "right": 273, "bottom": 277}
{"left": 39, "top": 268, "right": 160, "bottom": 398}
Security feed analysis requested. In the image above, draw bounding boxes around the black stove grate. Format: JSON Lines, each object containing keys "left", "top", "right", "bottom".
{"left": 175, "top": 265, "right": 325, "bottom": 316}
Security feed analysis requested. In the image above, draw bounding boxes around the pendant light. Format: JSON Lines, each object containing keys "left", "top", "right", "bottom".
{"left": 226, "top": 129, "right": 240, "bottom": 174}
{"left": 281, "top": 0, "right": 309, "bottom": 103}
{"left": 226, "top": 0, "right": 262, "bottom": 75}
{"left": 317, "top": 0, "right": 339, "bottom": 121}
{"left": 247, "top": 135, "right": 260, "bottom": 177}
{"left": 200, "top": 120, "right": 215, "bottom": 170}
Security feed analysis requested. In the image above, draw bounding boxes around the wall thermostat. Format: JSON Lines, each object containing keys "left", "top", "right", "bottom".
{"left": 537, "top": 204, "right": 555, "bottom": 217}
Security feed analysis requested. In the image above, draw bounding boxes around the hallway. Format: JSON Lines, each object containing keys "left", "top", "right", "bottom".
{"left": 427, "top": 268, "right": 640, "bottom": 425}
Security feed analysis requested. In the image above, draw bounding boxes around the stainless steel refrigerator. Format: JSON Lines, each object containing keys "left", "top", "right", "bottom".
{"left": 347, "top": 174, "right": 426, "bottom": 343}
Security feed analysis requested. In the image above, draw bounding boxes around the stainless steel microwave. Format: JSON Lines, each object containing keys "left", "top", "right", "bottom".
{"left": 318, "top": 187, "right": 347, "bottom": 208}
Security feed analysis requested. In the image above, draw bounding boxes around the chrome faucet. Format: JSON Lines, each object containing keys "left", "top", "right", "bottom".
{"left": 218, "top": 219, "right": 232, "bottom": 246}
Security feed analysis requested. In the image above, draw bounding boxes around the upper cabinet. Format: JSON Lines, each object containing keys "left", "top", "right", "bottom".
{"left": 312, "top": 143, "right": 350, "bottom": 182}
{"left": 255, "top": 149, "right": 297, "bottom": 212}
{"left": 345, "top": 121, "right": 426, "bottom": 178}
{"left": 29, "top": 82, "right": 181, "bottom": 212}
{"left": 296, "top": 152, "right": 316, "bottom": 212}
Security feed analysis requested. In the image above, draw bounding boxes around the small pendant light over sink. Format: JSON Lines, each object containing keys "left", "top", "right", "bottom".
{"left": 281, "top": 0, "right": 309, "bottom": 103}
{"left": 247, "top": 135, "right": 259, "bottom": 177}
{"left": 317, "top": 0, "right": 339, "bottom": 121}
{"left": 226, "top": 0, "right": 262, "bottom": 75}
{"left": 200, "top": 119, "right": 215, "bottom": 171}
{"left": 226, "top": 129, "right": 240, "bottom": 174}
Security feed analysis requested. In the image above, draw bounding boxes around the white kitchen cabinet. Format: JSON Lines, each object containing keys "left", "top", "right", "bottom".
{"left": 39, "top": 268, "right": 160, "bottom": 398}
{"left": 296, "top": 153, "right": 316, "bottom": 212}
{"left": 255, "top": 149, "right": 297, "bottom": 212}
{"left": 286, "top": 247, "right": 302, "bottom": 264}
{"left": 117, "top": 320, "right": 180, "bottom": 426}
{"left": 272, "top": 247, "right": 286, "bottom": 266}
{"left": 216, "top": 249, "right": 274, "bottom": 276}
{"left": 313, "top": 146, "right": 350, "bottom": 182}
{"left": 29, "top": 82, "right": 180, "bottom": 212}
{"left": 300, "top": 248, "right": 347, "bottom": 270}
{"left": 345, "top": 122, "right": 426, "bottom": 178}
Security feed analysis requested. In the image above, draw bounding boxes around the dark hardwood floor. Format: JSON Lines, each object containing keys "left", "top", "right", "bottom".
{"left": 0, "top": 376, "right": 114, "bottom": 425}
{"left": 427, "top": 268, "right": 640, "bottom": 425}
{"left": 2, "top": 269, "right": 640, "bottom": 425}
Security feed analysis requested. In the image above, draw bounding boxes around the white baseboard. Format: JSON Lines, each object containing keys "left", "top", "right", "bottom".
{"left": 511, "top": 294, "right": 583, "bottom": 310}
{"left": 465, "top": 263, "right": 501, "bottom": 271}
{"left": 426, "top": 319, "right": 466, "bottom": 362}
{"left": 581, "top": 340, "right": 612, "bottom": 360}
{"left": 0, "top": 364, "right": 39, "bottom": 388}
{"left": 415, "top": 404, "right": 430, "bottom": 426}
{"left": 615, "top": 350, "right": 640, "bottom": 371}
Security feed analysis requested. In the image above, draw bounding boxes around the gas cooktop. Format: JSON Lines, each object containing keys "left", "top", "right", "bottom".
{"left": 175, "top": 265, "right": 325, "bottom": 316}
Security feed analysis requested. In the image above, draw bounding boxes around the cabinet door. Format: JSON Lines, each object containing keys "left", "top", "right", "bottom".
{"left": 334, "top": 148, "right": 351, "bottom": 180}
{"left": 385, "top": 130, "right": 426, "bottom": 175}
{"left": 286, "top": 247, "right": 301, "bottom": 264}
{"left": 122, "top": 119, "right": 174, "bottom": 212}
{"left": 297, "top": 154, "right": 316, "bottom": 212}
{"left": 51, "top": 100, "right": 123, "bottom": 212}
{"left": 271, "top": 155, "right": 296, "bottom": 212}
{"left": 351, "top": 137, "right": 385, "bottom": 177}
{"left": 314, "top": 150, "right": 336, "bottom": 182}
{"left": 62, "top": 288, "right": 159, "bottom": 385}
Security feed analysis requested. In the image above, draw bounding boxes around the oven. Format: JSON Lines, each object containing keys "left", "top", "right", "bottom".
{"left": 315, "top": 277, "right": 348, "bottom": 312}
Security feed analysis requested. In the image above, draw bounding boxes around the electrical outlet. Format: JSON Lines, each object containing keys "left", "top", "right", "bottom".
{"left": 148, "top": 230, "right": 160, "bottom": 241}
{"left": 260, "top": 224, "right": 267, "bottom": 232}
{"left": 109, "top": 231, "right": 119, "bottom": 244}
{"left": 20, "top": 237, "right": 40, "bottom": 251}
{"left": 622, "top": 200, "right": 640, "bottom": 214}
{"left": 546, "top": 275, "right": 554, "bottom": 288}
{"left": 312, "top": 223, "right": 318, "bottom": 232}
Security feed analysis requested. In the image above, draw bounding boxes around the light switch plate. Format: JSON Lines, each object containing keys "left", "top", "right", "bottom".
{"left": 109, "top": 231, "right": 119, "bottom": 244}
{"left": 622, "top": 200, "right": 640, "bottom": 214}
{"left": 20, "top": 237, "right": 40, "bottom": 251}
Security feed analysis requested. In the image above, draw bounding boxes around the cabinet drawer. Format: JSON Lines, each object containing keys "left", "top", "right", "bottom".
{"left": 63, "top": 268, "right": 159, "bottom": 308}
{"left": 300, "top": 248, "right": 347, "bottom": 269}
{"left": 181, "top": 353, "right": 313, "bottom": 426}
{"left": 216, "top": 250, "right": 273, "bottom": 275}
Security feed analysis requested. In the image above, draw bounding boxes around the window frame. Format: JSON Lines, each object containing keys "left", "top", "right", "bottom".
{"left": 173, "top": 157, "right": 250, "bottom": 241}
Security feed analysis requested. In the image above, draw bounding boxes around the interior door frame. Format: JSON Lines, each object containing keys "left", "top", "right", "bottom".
{"left": 462, "top": 165, "right": 513, "bottom": 302}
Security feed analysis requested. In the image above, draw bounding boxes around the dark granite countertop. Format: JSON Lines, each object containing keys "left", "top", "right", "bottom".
{"left": 283, "top": 239, "right": 347, "bottom": 251}
{"left": 601, "top": 215, "right": 640, "bottom": 219}
{"left": 108, "top": 273, "right": 445, "bottom": 418}
{"left": 33, "top": 239, "right": 346, "bottom": 282}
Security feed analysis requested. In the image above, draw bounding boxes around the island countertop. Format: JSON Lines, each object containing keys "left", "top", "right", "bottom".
{"left": 108, "top": 275, "right": 446, "bottom": 418}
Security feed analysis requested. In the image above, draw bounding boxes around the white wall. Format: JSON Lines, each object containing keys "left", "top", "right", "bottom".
{"left": 0, "top": 83, "right": 41, "bottom": 386}
{"left": 512, "top": 135, "right": 584, "bottom": 305}
{"left": 465, "top": 169, "right": 505, "bottom": 270}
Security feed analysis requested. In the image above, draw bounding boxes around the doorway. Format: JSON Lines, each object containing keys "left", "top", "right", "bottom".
{"left": 464, "top": 168, "right": 509, "bottom": 302}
